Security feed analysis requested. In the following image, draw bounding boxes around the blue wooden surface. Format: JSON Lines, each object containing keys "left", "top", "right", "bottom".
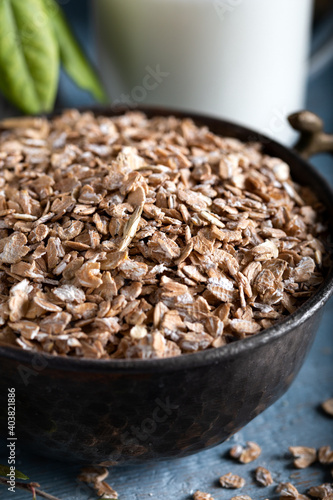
{"left": 0, "top": 3, "right": 332, "bottom": 498}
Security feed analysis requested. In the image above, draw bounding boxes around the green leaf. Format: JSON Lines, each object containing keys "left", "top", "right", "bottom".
{"left": 0, "top": 464, "right": 29, "bottom": 480}
{"left": 0, "top": 0, "right": 59, "bottom": 114}
{"left": 43, "top": 0, "right": 108, "bottom": 102}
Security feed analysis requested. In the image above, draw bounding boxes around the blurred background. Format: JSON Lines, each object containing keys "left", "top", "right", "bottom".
{"left": 55, "top": 0, "right": 333, "bottom": 146}
{"left": 1, "top": 0, "right": 332, "bottom": 147}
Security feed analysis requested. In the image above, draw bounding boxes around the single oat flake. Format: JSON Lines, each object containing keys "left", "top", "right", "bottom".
{"left": 322, "top": 399, "right": 333, "bottom": 417}
{"left": 219, "top": 472, "right": 245, "bottom": 488}
{"left": 0, "top": 110, "right": 329, "bottom": 359}
{"left": 77, "top": 466, "right": 118, "bottom": 499}
{"left": 308, "top": 484, "right": 333, "bottom": 498}
{"left": 230, "top": 441, "right": 262, "bottom": 463}
{"left": 231, "top": 496, "right": 252, "bottom": 500}
{"left": 289, "top": 446, "right": 317, "bottom": 469}
{"left": 277, "top": 482, "right": 299, "bottom": 500}
{"left": 318, "top": 446, "right": 333, "bottom": 465}
{"left": 193, "top": 491, "right": 214, "bottom": 500}
{"left": 255, "top": 466, "right": 273, "bottom": 486}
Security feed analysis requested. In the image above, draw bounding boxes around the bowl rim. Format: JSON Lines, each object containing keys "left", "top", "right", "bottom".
{"left": 0, "top": 105, "right": 332, "bottom": 373}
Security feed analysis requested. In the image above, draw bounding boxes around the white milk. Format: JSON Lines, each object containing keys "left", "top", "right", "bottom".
{"left": 93, "top": 0, "right": 313, "bottom": 144}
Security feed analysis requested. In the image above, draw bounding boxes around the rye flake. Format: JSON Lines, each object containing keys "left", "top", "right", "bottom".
{"left": 219, "top": 472, "right": 246, "bottom": 489}
{"left": 255, "top": 466, "right": 273, "bottom": 486}
{"left": 0, "top": 110, "right": 329, "bottom": 359}
{"left": 193, "top": 491, "right": 214, "bottom": 500}
{"left": 230, "top": 441, "right": 262, "bottom": 463}
{"left": 289, "top": 446, "right": 317, "bottom": 469}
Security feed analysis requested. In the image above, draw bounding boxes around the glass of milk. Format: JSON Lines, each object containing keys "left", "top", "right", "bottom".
{"left": 92, "top": 0, "right": 313, "bottom": 144}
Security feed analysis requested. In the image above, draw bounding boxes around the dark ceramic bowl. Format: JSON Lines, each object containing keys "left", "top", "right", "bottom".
{"left": 0, "top": 107, "right": 332, "bottom": 465}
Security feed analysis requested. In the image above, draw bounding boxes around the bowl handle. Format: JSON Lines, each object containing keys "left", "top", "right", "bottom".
{"left": 288, "top": 111, "right": 333, "bottom": 159}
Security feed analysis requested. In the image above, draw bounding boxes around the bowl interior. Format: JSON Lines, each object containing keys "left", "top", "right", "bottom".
{"left": 0, "top": 105, "right": 332, "bottom": 372}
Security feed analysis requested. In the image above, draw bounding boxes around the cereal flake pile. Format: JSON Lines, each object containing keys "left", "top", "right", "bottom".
{"left": 0, "top": 111, "right": 329, "bottom": 358}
